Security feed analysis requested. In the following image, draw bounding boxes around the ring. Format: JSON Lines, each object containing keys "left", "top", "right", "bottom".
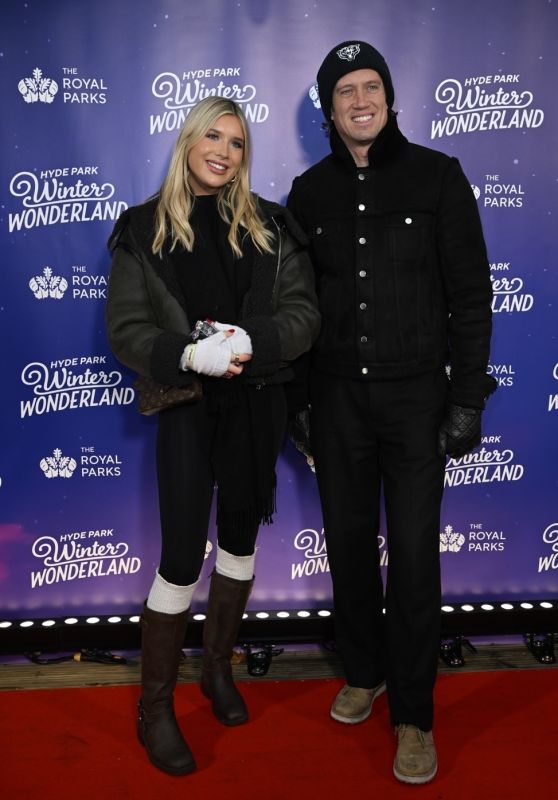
{"left": 233, "top": 355, "right": 241, "bottom": 367}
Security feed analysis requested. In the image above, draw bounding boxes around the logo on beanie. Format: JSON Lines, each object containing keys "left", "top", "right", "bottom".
{"left": 337, "top": 44, "right": 360, "bottom": 62}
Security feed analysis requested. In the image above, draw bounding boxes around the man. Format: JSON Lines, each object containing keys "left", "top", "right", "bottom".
{"left": 287, "top": 41, "right": 496, "bottom": 784}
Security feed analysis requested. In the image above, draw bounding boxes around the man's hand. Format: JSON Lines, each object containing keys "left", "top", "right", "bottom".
{"left": 289, "top": 408, "right": 315, "bottom": 471}
{"left": 438, "top": 405, "right": 482, "bottom": 458}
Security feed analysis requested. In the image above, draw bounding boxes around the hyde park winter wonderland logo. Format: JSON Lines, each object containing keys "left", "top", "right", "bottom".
{"left": 149, "top": 65, "right": 269, "bottom": 135}
{"left": 431, "top": 73, "right": 544, "bottom": 139}
{"left": 30, "top": 529, "right": 141, "bottom": 589}
{"left": 7, "top": 166, "right": 128, "bottom": 233}
{"left": 291, "top": 529, "right": 389, "bottom": 580}
{"left": 539, "top": 522, "right": 558, "bottom": 573}
{"left": 444, "top": 437, "right": 524, "bottom": 487}
{"left": 19, "top": 355, "right": 134, "bottom": 418}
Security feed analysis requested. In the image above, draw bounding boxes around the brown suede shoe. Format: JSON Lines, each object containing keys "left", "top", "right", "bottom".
{"left": 393, "top": 724, "right": 437, "bottom": 784}
{"left": 330, "top": 681, "right": 386, "bottom": 724}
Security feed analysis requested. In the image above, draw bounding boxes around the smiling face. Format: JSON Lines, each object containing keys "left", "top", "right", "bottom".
{"left": 331, "top": 68, "right": 389, "bottom": 166}
{"left": 187, "top": 113, "right": 245, "bottom": 195}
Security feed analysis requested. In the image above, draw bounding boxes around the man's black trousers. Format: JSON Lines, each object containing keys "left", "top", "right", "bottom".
{"left": 310, "top": 367, "right": 447, "bottom": 731}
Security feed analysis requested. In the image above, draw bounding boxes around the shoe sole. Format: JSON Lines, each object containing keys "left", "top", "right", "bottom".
{"left": 393, "top": 763, "right": 438, "bottom": 785}
{"left": 330, "top": 681, "right": 387, "bottom": 724}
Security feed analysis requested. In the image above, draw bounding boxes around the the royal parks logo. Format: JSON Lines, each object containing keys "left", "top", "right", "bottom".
{"left": 431, "top": 73, "right": 544, "bottom": 139}
{"left": 28, "top": 265, "right": 107, "bottom": 301}
{"left": 18, "top": 68, "right": 58, "bottom": 103}
{"left": 39, "top": 447, "right": 123, "bottom": 479}
{"left": 309, "top": 84, "right": 321, "bottom": 110}
{"left": 149, "top": 65, "right": 269, "bottom": 135}
{"left": 18, "top": 66, "right": 108, "bottom": 104}
{"left": 441, "top": 523, "right": 506, "bottom": 553}
{"left": 29, "top": 267, "right": 68, "bottom": 300}
{"left": 487, "top": 362, "right": 515, "bottom": 388}
{"left": 440, "top": 525, "right": 465, "bottom": 553}
{"left": 40, "top": 449, "right": 77, "bottom": 479}
{"left": 472, "top": 174, "right": 527, "bottom": 209}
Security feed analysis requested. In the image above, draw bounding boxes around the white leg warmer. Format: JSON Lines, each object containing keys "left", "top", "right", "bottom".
{"left": 215, "top": 545, "right": 255, "bottom": 581}
{"left": 146, "top": 571, "right": 198, "bottom": 614}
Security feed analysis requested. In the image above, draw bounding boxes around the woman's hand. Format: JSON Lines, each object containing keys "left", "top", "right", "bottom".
{"left": 181, "top": 329, "right": 252, "bottom": 378}
{"left": 223, "top": 330, "right": 252, "bottom": 378}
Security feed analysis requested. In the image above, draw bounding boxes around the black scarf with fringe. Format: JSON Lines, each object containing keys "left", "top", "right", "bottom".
{"left": 171, "top": 195, "right": 277, "bottom": 534}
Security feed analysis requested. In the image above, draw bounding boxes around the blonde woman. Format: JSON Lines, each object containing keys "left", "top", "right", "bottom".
{"left": 107, "top": 96, "right": 320, "bottom": 775}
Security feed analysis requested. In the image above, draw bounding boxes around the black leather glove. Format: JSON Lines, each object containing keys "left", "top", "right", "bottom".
{"left": 288, "top": 408, "right": 315, "bottom": 471}
{"left": 438, "top": 404, "right": 482, "bottom": 458}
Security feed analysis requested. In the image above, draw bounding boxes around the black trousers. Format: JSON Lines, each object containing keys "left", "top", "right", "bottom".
{"left": 156, "top": 386, "right": 287, "bottom": 587}
{"left": 310, "top": 368, "right": 447, "bottom": 731}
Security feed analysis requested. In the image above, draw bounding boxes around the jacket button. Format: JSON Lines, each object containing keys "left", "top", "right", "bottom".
{"left": 358, "top": 173, "right": 365, "bottom": 181}
{"left": 359, "top": 270, "right": 367, "bottom": 277}
{"left": 359, "top": 302, "right": 367, "bottom": 310}
{"left": 405, "top": 217, "right": 412, "bottom": 224}
{"left": 358, "top": 203, "right": 366, "bottom": 211}
{"left": 316, "top": 226, "right": 322, "bottom": 234}
{"left": 360, "top": 335, "right": 368, "bottom": 343}
{"left": 358, "top": 237, "right": 367, "bottom": 245}
{"left": 361, "top": 367, "right": 369, "bottom": 375}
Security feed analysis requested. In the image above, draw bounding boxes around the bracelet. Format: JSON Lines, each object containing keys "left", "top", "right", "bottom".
{"left": 184, "top": 343, "right": 197, "bottom": 370}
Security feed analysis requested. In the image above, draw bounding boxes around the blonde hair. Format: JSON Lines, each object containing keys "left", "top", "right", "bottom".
{"left": 152, "top": 96, "right": 274, "bottom": 257}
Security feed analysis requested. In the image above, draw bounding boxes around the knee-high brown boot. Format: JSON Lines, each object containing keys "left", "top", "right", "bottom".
{"left": 201, "top": 570, "right": 253, "bottom": 726}
{"left": 137, "top": 604, "right": 196, "bottom": 775}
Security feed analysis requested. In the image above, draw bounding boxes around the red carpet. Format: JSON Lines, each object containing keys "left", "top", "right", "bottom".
{"left": 2, "top": 670, "right": 556, "bottom": 799}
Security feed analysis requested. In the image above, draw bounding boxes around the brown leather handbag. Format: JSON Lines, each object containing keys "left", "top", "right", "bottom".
{"left": 133, "top": 375, "right": 203, "bottom": 416}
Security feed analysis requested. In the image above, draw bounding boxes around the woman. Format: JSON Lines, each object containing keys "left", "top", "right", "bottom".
{"left": 106, "top": 96, "right": 320, "bottom": 776}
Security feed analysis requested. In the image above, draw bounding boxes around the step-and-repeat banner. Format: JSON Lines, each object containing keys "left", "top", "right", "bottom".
{"left": 1, "top": 0, "right": 557, "bottom": 618}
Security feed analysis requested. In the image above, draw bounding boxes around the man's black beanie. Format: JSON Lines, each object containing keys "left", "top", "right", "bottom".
{"left": 317, "top": 40, "right": 394, "bottom": 121}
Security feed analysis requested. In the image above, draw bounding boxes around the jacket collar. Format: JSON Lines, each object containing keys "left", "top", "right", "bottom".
{"left": 329, "top": 111, "right": 408, "bottom": 170}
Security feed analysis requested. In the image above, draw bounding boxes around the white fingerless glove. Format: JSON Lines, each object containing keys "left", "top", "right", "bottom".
{"left": 213, "top": 322, "right": 253, "bottom": 355}
{"left": 180, "top": 332, "right": 233, "bottom": 377}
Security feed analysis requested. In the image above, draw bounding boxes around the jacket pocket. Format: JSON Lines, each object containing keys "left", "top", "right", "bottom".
{"left": 385, "top": 211, "right": 433, "bottom": 263}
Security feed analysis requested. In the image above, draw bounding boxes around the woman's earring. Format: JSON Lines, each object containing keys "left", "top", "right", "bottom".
{"left": 229, "top": 175, "right": 237, "bottom": 184}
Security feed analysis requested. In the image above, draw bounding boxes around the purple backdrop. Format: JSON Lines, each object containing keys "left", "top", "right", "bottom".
{"left": 1, "top": 0, "right": 557, "bottom": 619}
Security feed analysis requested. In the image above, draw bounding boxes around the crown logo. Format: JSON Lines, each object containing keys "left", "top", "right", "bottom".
{"left": 18, "top": 68, "right": 58, "bottom": 104}
{"left": 40, "top": 449, "right": 77, "bottom": 479}
{"left": 29, "top": 267, "right": 68, "bottom": 300}
{"left": 337, "top": 44, "right": 360, "bottom": 62}
{"left": 439, "top": 524, "right": 465, "bottom": 553}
